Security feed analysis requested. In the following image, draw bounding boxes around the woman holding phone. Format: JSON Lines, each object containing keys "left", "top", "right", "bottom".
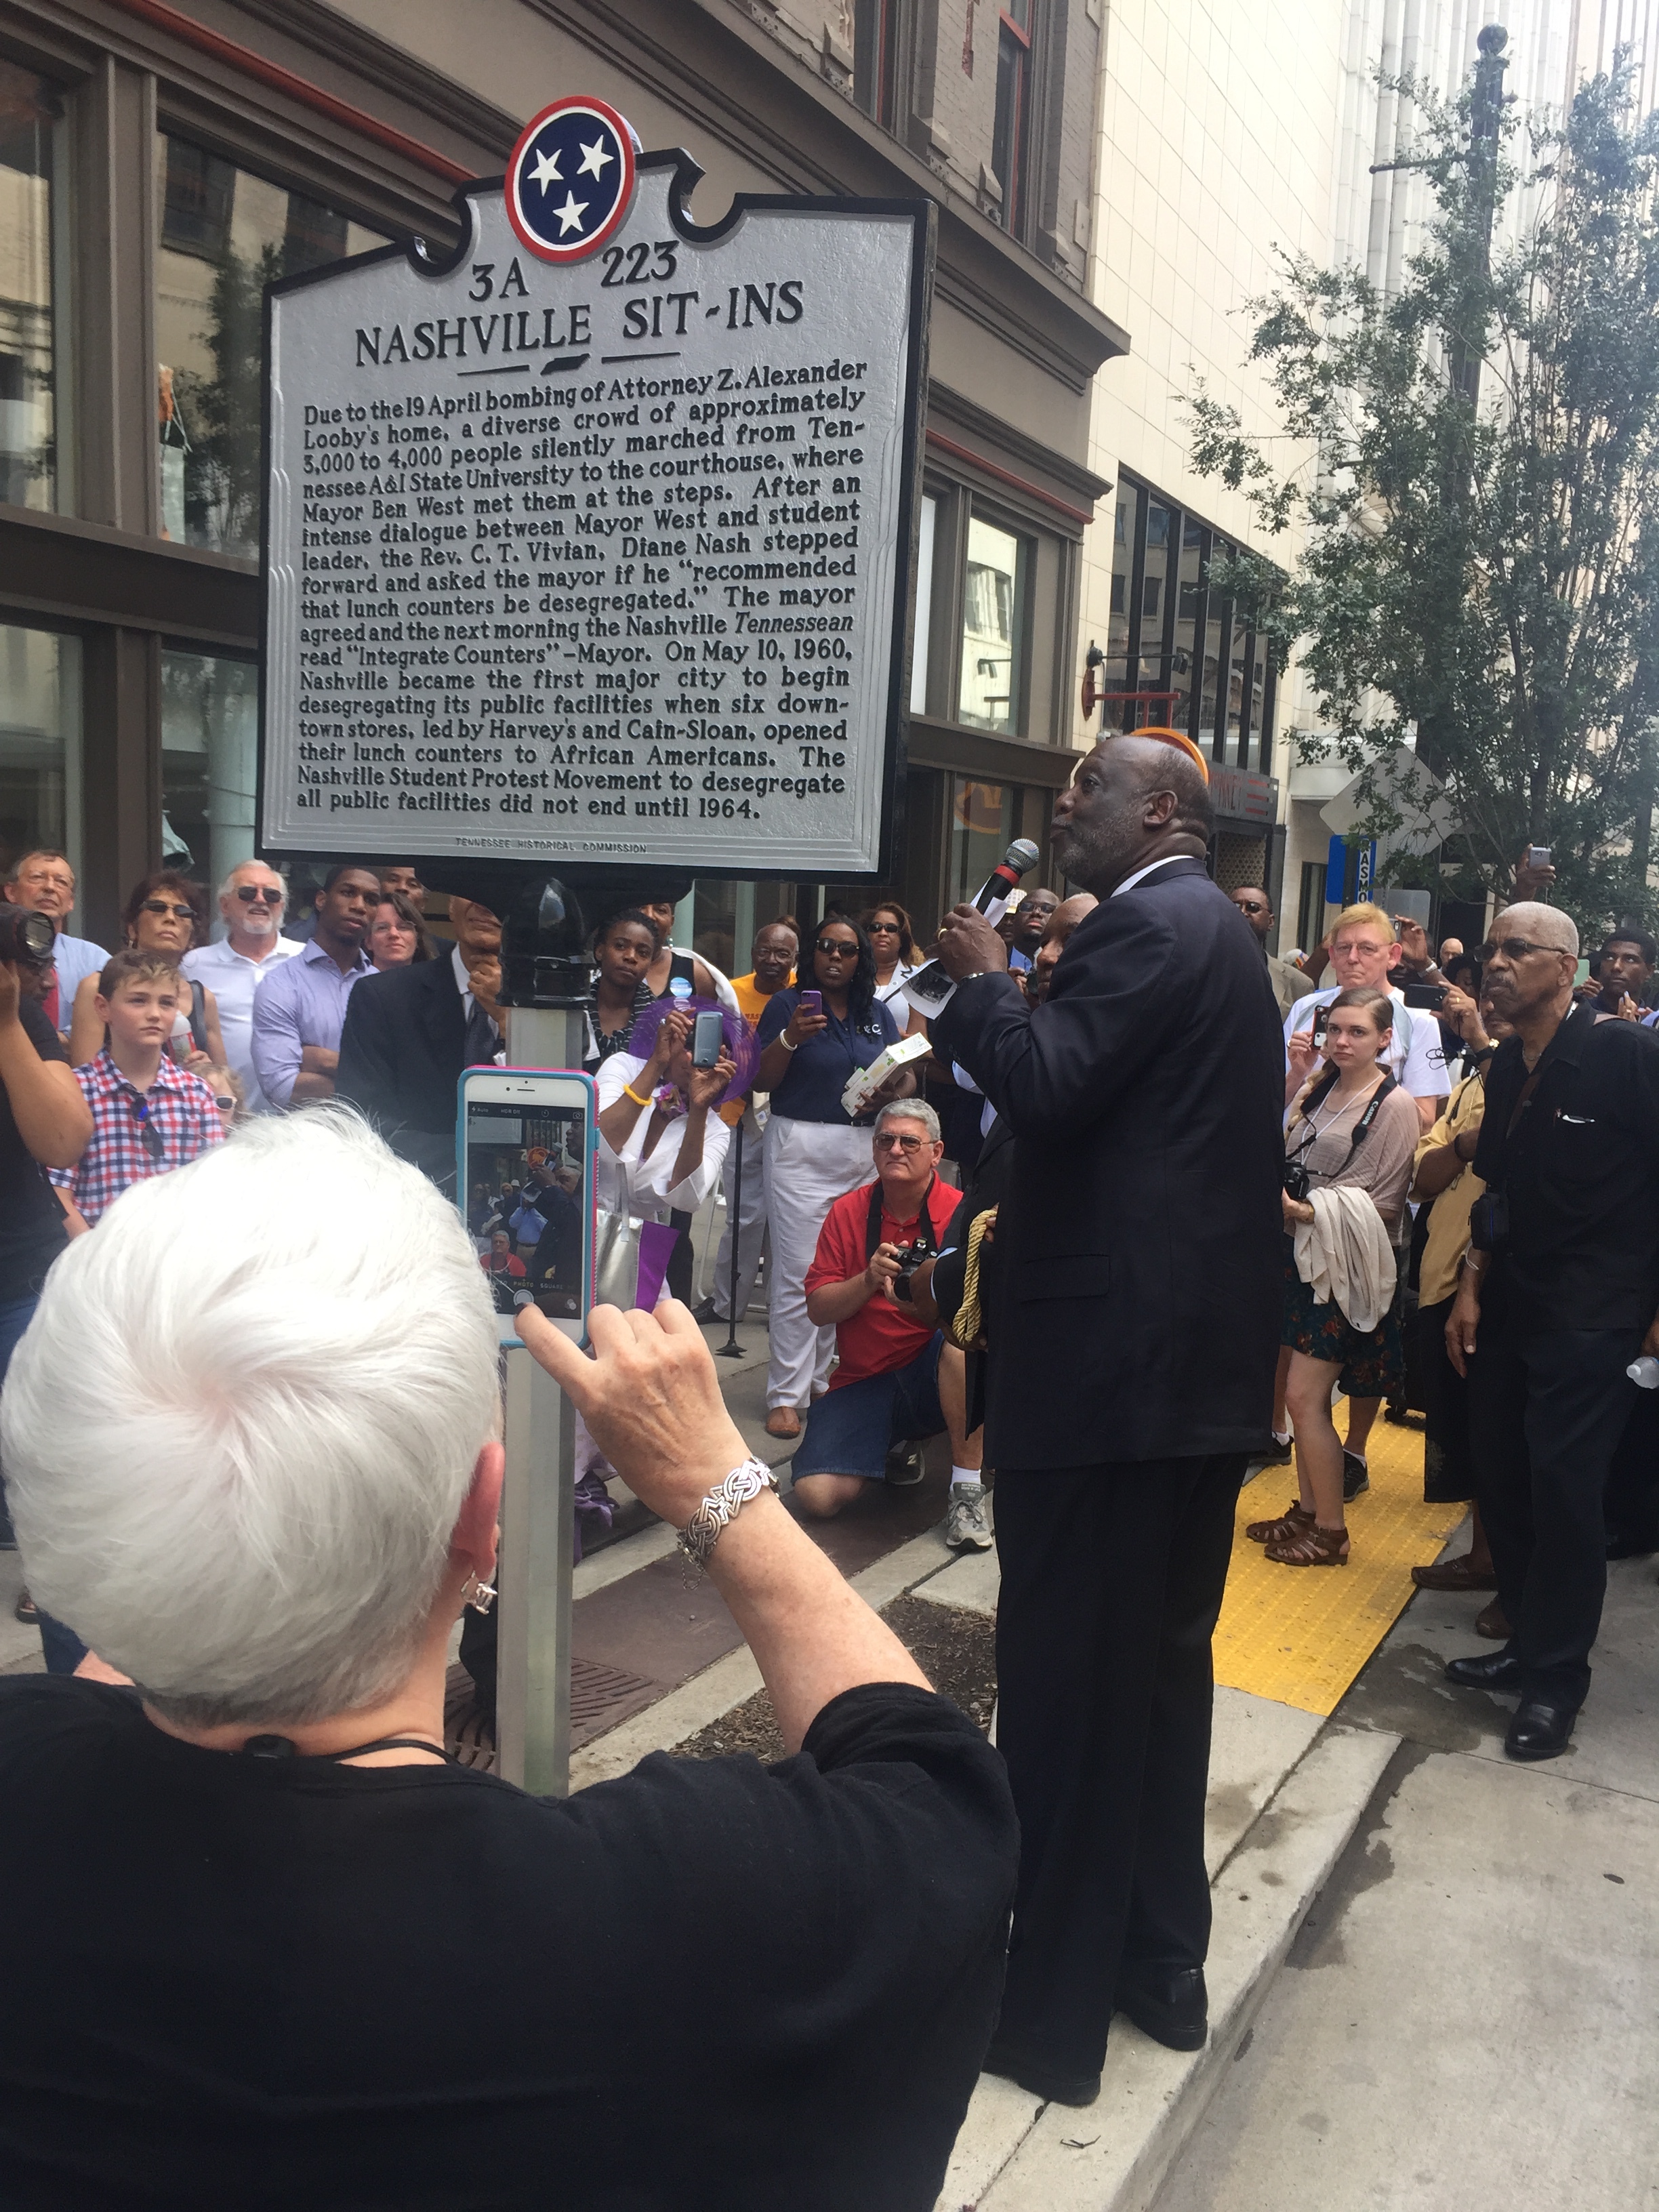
{"left": 754, "top": 918, "right": 916, "bottom": 1440}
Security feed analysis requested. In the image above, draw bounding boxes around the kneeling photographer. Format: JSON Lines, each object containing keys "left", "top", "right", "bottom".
{"left": 792, "top": 1099, "right": 986, "bottom": 1544}
{"left": 0, "top": 906, "right": 93, "bottom": 1547}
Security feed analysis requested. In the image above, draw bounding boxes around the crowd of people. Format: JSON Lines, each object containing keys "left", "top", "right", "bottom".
{"left": 0, "top": 752, "right": 1655, "bottom": 2197}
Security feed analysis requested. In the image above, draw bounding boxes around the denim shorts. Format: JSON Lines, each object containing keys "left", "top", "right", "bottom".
{"left": 792, "top": 1334, "right": 946, "bottom": 1481}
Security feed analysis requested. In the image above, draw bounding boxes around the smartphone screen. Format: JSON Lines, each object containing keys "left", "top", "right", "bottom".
{"left": 459, "top": 1070, "right": 594, "bottom": 1338}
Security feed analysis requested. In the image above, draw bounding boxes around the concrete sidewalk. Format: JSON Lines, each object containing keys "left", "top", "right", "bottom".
{"left": 1147, "top": 1555, "right": 1659, "bottom": 2212}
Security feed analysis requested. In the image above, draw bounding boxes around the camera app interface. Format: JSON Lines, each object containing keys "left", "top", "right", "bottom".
{"left": 466, "top": 1103, "right": 586, "bottom": 1319}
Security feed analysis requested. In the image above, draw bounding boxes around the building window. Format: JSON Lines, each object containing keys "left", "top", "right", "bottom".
{"left": 948, "top": 777, "right": 1013, "bottom": 905}
{"left": 154, "top": 134, "right": 388, "bottom": 559}
{"left": 909, "top": 491, "right": 938, "bottom": 715}
{"left": 853, "top": 0, "right": 901, "bottom": 128}
{"left": 0, "top": 623, "right": 81, "bottom": 881}
{"left": 991, "top": 3, "right": 1033, "bottom": 238}
{"left": 161, "top": 651, "right": 259, "bottom": 889}
{"left": 1101, "top": 471, "right": 1280, "bottom": 763}
{"left": 0, "top": 62, "right": 66, "bottom": 513}
{"left": 958, "top": 511, "right": 1030, "bottom": 734}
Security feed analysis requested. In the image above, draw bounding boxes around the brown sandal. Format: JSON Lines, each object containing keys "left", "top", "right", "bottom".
{"left": 764, "top": 1406, "right": 802, "bottom": 1441}
{"left": 1264, "top": 1521, "right": 1349, "bottom": 1567}
{"left": 1245, "top": 1498, "right": 1313, "bottom": 1545}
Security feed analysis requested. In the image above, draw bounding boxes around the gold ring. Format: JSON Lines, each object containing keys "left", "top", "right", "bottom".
{"left": 937, "top": 925, "right": 948, "bottom": 939}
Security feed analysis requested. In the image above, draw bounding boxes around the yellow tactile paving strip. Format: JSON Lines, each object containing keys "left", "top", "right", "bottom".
{"left": 1214, "top": 1416, "right": 1465, "bottom": 1717}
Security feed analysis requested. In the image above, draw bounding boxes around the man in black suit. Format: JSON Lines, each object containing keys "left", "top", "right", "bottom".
{"left": 336, "top": 896, "right": 503, "bottom": 1187}
{"left": 933, "top": 733, "right": 1283, "bottom": 2104}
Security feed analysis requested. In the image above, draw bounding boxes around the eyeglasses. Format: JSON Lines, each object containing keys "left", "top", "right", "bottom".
{"left": 1478, "top": 937, "right": 1561, "bottom": 964}
{"left": 128, "top": 1097, "right": 164, "bottom": 1164}
{"left": 234, "top": 885, "right": 283, "bottom": 905}
{"left": 141, "top": 899, "right": 194, "bottom": 921}
{"left": 1234, "top": 900, "right": 1267, "bottom": 915}
{"left": 815, "top": 938, "right": 857, "bottom": 958}
{"left": 873, "top": 1132, "right": 926, "bottom": 1153}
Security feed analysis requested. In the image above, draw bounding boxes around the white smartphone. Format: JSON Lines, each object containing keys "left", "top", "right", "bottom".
{"left": 457, "top": 1067, "right": 596, "bottom": 1342}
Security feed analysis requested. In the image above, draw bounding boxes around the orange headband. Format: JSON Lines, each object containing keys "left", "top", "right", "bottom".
{"left": 1120, "top": 726, "right": 1210, "bottom": 781}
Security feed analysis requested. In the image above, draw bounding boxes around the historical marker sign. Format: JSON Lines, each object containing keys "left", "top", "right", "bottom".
{"left": 260, "top": 115, "right": 932, "bottom": 878}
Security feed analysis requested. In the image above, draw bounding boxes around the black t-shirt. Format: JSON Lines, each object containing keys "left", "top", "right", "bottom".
{"left": 0, "top": 1000, "right": 70, "bottom": 1306}
{"left": 0, "top": 1676, "right": 1015, "bottom": 2211}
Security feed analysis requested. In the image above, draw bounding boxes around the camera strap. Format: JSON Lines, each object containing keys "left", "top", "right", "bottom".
{"left": 866, "top": 1172, "right": 940, "bottom": 1263}
{"left": 1290, "top": 1070, "right": 1397, "bottom": 1167}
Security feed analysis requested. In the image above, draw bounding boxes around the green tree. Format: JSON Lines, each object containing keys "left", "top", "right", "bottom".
{"left": 1187, "top": 53, "right": 1659, "bottom": 929}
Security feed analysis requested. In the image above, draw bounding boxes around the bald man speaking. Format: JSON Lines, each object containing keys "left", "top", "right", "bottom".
{"left": 933, "top": 733, "right": 1284, "bottom": 2104}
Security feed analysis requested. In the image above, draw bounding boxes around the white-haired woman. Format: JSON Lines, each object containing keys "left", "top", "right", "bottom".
{"left": 0, "top": 1110, "right": 1013, "bottom": 2209}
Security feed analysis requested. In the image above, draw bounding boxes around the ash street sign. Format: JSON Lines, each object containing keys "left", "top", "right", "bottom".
{"left": 260, "top": 98, "right": 933, "bottom": 878}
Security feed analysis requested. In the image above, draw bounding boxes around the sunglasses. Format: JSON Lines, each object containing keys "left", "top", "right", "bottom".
{"left": 815, "top": 938, "right": 857, "bottom": 958}
{"left": 1234, "top": 899, "right": 1267, "bottom": 914}
{"left": 141, "top": 899, "right": 194, "bottom": 921}
{"left": 873, "top": 1132, "right": 926, "bottom": 1153}
{"left": 234, "top": 885, "right": 283, "bottom": 905}
{"left": 1478, "top": 937, "right": 1561, "bottom": 964}
{"left": 867, "top": 920, "right": 901, "bottom": 933}
{"left": 128, "top": 1097, "right": 164, "bottom": 1163}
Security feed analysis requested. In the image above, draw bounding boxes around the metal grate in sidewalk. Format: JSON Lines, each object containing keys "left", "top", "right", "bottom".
{"left": 445, "top": 1656, "right": 665, "bottom": 1775}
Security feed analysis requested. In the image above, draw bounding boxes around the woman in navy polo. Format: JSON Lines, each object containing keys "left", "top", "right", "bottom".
{"left": 754, "top": 917, "right": 916, "bottom": 1439}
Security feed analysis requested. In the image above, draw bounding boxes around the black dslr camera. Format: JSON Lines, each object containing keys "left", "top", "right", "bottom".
{"left": 1283, "top": 1159, "right": 1311, "bottom": 1204}
{"left": 0, "top": 907, "right": 56, "bottom": 972}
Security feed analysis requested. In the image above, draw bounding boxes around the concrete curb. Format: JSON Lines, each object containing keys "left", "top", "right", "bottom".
{"left": 569, "top": 1523, "right": 956, "bottom": 1788}
{"left": 938, "top": 1723, "right": 1401, "bottom": 2212}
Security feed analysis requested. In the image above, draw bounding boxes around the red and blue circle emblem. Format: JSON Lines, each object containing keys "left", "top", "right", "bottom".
{"left": 506, "top": 97, "right": 638, "bottom": 263}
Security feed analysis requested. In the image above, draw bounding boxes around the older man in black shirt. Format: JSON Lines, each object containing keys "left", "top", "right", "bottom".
{"left": 1446, "top": 901, "right": 1659, "bottom": 1759}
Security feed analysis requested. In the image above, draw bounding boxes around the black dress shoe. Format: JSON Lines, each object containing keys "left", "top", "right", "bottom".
{"left": 1115, "top": 1965, "right": 1208, "bottom": 2052}
{"left": 689, "top": 1295, "right": 720, "bottom": 1325}
{"left": 1446, "top": 1650, "right": 1523, "bottom": 1690}
{"left": 1506, "top": 1700, "right": 1576, "bottom": 1761}
{"left": 982, "top": 2039, "right": 1101, "bottom": 2106}
{"left": 1606, "top": 1534, "right": 1658, "bottom": 1559}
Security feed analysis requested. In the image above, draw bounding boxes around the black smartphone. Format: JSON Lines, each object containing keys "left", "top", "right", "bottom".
{"left": 691, "top": 1009, "right": 724, "bottom": 1068}
{"left": 1402, "top": 981, "right": 1449, "bottom": 1010}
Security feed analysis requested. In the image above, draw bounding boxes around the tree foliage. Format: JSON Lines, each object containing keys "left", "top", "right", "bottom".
{"left": 1187, "top": 58, "right": 1659, "bottom": 926}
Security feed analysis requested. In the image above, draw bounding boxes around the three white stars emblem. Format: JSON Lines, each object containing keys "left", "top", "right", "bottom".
{"left": 529, "top": 144, "right": 562, "bottom": 192}
{"left": 553, "top": 190, "right": 590, "bottom": 236}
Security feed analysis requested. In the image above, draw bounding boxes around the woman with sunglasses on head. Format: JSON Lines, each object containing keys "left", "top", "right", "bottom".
{"left": 863, "top": 901, "right": 921, "bottom": 1008}
{"left": 68, "top": 874, "right": 225, "bottom": 1077}
{"left": 754, "top": 916, "right": 917, "bottom": 1439}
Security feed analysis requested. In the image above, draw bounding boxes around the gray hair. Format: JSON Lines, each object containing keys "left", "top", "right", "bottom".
{"left": 219, "top": 859, "right": 286, "bottom": 911}
{"left": 874, "top": 1097, "right": 941, "bottom": 1143}
{"left": 1495, "top": 901, "right": 1579, "bottom": 958}
{"left": 1, "top": 1108, "right": 499, "bottom": 1728}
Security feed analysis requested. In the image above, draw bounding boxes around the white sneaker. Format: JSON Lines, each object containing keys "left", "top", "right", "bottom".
{"left": 945, "top": 1482, "right": 993, "bottom": 1551}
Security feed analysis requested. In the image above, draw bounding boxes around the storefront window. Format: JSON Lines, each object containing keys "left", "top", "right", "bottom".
{"left": 154, "top": 134, "right": 386, "bottom": 558}
{"left": 0, "top": 624, "right": 81, "bottom": 879}
{"left": 948, "top": 777, "right": 1013, "bottom": 905}
{"left": 958, "top": 514, "right": 1029, "bottom": 733}
{"left": 1171, "top": 516, "right": 1203, "bottom": 735}
{"left": 160, "top": 650, "right": 258, "bottom": 889}
{"left": 0, "top": 63, "right": 66, "bottom": 512}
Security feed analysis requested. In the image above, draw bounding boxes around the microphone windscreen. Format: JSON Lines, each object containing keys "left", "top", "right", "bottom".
{"left": 1002, "top": 838, "right": 1041, "bottom": 876}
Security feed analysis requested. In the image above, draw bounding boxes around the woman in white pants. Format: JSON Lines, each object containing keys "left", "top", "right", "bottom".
{"left": 754, "top": 917, "right": 916, "bottom": 1439}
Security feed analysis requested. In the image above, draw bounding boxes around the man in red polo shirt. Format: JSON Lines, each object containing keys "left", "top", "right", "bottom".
{"left": 792, "top": 1099, "right": 988, "bottom": 1549}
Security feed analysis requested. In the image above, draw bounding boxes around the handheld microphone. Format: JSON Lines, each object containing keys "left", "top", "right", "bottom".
{"left": 902, "top": 838, "right": 1042, "bottom": 1019}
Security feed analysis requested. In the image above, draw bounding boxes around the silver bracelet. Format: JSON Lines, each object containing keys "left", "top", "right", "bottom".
{"left": 679, "top": 1456, "right": 778, "bottom": 1570}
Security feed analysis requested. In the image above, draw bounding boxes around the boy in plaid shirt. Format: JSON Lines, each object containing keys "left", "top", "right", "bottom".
{"left": 52, "top": 952, "right": 225, "bottom": 1230}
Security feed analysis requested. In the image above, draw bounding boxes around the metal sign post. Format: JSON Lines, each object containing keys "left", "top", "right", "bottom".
{"left": 492, "top": 997, "right": 590, "bottom": 1797}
